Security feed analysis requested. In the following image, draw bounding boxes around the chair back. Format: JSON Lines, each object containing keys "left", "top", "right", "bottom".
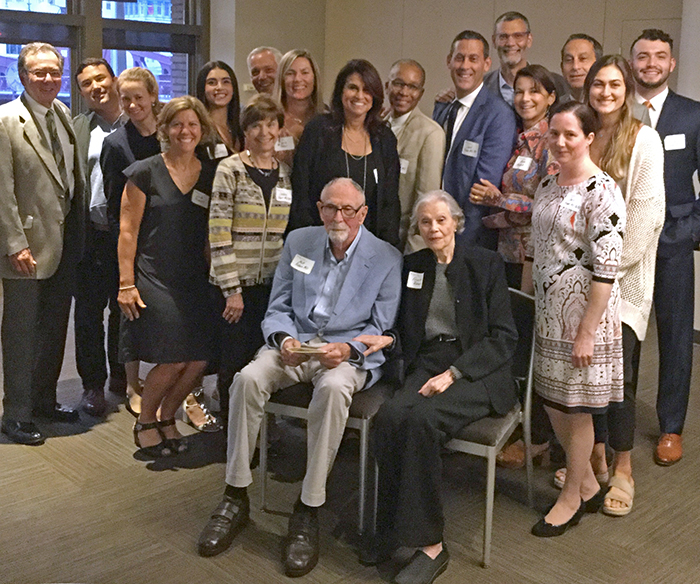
{"left": 508, "top": 288, "right": 535, "bottom": 401}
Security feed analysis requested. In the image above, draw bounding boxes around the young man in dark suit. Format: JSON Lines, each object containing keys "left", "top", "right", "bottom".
{"left": 630, "top": 28, "right": 700, "bottom": 466}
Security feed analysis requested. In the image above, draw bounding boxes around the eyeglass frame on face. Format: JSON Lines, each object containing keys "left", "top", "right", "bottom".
{"left": 317, "top": 202, "right": 365, "bottom": 219}
{"left": 390, "top": 79, "right": 423, "bottom": 93}
{"left": 495, "top": 31, "right": 530, "bottom": 43}
{"left": 27, "top": 69, "right": 63, "bottom": 80}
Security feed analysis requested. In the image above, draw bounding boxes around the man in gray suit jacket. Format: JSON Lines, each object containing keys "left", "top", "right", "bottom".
{"left": 386, "top": 59, "right": 446, "bottom": 252}
{"left": 198, "top": 178, "right": 401, "bottom": 577}
{"left": 0, "top": 43, "right": 86, "bottom": 445}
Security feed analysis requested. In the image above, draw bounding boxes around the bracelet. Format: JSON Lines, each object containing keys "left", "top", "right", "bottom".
{"left": 119, "top": 285, "right": 136, "bottom": 291}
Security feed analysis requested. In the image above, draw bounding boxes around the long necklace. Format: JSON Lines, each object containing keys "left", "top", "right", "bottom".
{"left": 342, "top": 127, "right": 368, "bottom": 194}
{"left": 246, "top": 149, "right": 275, "bottom": 177}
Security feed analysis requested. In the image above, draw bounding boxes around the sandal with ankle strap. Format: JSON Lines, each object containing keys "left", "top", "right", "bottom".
{"left": 133, "top": 421, "right": 173, "bottom": 458}
{"left": 158, "top": 418, "right": 189, "bottom": 454}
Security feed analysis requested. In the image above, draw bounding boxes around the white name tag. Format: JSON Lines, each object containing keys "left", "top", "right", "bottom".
{"left": 291, "top": 254, "right": 315, "bottom": 274}
{"left": 213, "top": 143, "right": 229, "bottom": 158}
{"left": 275, "top": 136, "right": 295, "bottom": 151}
{"left": 275, "top": 187, "right": 292, "bottom": 204}
{"left": 664, "top": 133, "right": 686, "bottom": 151}
{"left": 462, "top": 140, "right": 479, "bottom": 157}
{"left": 399, "top": 158, "right": 409, "bottom": 174}
{"left": 560, "top": 192, "right": 582, "bottom": 212}
{"left": 513, "top": 155, "right": 533, "bottom": 171}
{"left": 407, "top": 271, "right": 424, "bottom": 289}
{"left": 191, "top": 189, "right": 210, "bottom": 208}
{"left": 22, "top": 215, "right": 33, "bottom": 229}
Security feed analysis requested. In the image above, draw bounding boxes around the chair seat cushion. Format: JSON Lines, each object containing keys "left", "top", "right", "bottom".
{"left": 268, "top": 381, "right": 395, "bottom": 419}
{"left": 451, "top": 404, "right": 521, "bottom": 446}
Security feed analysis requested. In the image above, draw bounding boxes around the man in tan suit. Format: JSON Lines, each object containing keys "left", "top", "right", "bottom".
{"left": 386, "top": 59, "right": 445, "bottom": 251}
{"left": 0, "top": 43, "right": 86, "bottom": 445}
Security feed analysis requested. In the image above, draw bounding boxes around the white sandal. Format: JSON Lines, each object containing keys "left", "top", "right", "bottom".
{"left": 602, "top": 475, "right": 634, "bottom": 516}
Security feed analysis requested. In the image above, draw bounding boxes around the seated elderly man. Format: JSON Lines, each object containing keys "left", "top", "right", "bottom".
{"left": 357, "top": 190, "right": 518, "bottom": 584}
{"left": 198, "top": 177, "right": 402, "bottom": 577}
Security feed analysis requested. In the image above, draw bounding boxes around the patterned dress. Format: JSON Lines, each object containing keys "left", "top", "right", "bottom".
{"left": 529, "top": 172, "right": 626, "bottom": 412}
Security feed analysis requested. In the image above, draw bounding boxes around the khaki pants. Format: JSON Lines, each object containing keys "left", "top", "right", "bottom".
{"left": 225, "top": 344, "right": 367, "bottom": 507}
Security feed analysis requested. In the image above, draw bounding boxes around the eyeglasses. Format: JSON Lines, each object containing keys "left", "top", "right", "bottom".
{"left": 495, "top": 32, "right": 530, "bottom": 43}
{"left": 318, "top": 203, "right": 364, "bottom": 219}
{"left": 28, "top": 69, "right": 62, "bottom": 80}
{"left": 390, "top": 79, "right": 423, "bottom": 93}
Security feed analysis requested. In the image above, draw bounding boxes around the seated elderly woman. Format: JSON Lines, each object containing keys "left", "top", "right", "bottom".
{"left": 356, "top": 190, "right": 518, "bottom": 583}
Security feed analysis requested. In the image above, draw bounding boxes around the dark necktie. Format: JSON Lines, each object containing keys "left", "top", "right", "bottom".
{"left": 443, "top": 100, "right": 462, "bottom": 161}
{"left": 45, "top": 108, "right": 68, "bottom": 190}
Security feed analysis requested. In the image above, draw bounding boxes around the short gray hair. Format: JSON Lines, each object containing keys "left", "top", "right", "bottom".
{"left": 320, "top": 177, "right": 366, "bottom": 206}
{"left": 247, "top": 46, "right": 283, "bottom": 71}
{"left": 409, "top": 190, "right": 465, "bottom": 235}
{"left": 18, "top": 42, "right": 63, "bottom": 76}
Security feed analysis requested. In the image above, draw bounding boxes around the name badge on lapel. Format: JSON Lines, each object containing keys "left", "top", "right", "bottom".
{"left": 191, "top": 189, "right": 210, "bottom": 208}
{"left": 213, "top": 143, "right": 228, "bottom": 158}
{"left": 291, "top": 254, "right": 314, "bottom": 274}
{"left": 664, "top": 134, "right": 686, "bottom": 151}
{"left": 462, "top": 140, "right": 479, "bottom": 158}
{"left": 513, "top": 156, "right": 533, "bottom": 171}
{"left": 407, "top": 271, "right": 424, "bottom": 289}
{"left": 275, "top": 188, "right": 292, "bottom": 204}
{"left": 560, "top": 192, "right": 582, "bottom": 212}
{"left": 275, "top": 136, "right": 295, "bottom": 151}
{"left": 399, "top": 158, "right": 409, "bottom": 174}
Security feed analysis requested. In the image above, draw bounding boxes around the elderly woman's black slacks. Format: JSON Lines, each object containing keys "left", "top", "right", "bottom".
{"left": 373, "top": 340, "right": 494, "bottom": 547}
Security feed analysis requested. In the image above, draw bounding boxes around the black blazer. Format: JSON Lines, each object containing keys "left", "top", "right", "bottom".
{"left": 287, "top": 114, "right": 401, "bottom": 246}
{"left": 394, "top": 242, "right": 518, "bottom": 415}
{"left": 656, "top": 90, "right": 700, "bottom": 255}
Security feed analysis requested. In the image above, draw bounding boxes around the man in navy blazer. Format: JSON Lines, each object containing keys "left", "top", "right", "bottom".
{"left": 433, "top": 30, "right": 516, "bottom": 249}
{"left": 631, "top": 29, "right": 700, "bottom": 465}
{"left": 198, "top": 178, "right": 402, "bottom": 576}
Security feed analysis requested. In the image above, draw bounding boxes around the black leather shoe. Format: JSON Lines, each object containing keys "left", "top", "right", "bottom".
{"left": 394, "top": 546, "right": 450, "bottom": 584}
{"left": 34, "top": 404, "right": 80, "bottom": 424}
{"left": 282, "top": 505, "right": 319, "bottom": 577}
{"left": 531, "top": 501, "right": 585, "bottom": 537}
{"left": 197, "top": 495, "right": 250, "bottom": 557}
{"left": 1, "top": 420, "right": 45, "bottom": 445}
{"left": 81, "top": 389, "right": 107, "bottom": 417}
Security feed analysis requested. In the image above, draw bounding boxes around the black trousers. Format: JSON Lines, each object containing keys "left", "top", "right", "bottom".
{"left": 215, "top": 284, "right": 271, "bottom": 412}
{"left": 2, "top": 253, "right": 75, "bottom": 421}
{"left": 374, "top": 340, "right": 493, "bottom": 547}
{"left": 654, "top": 248, "right": 694, "bottom": 434}
{"left": 73, "top": 226, "right": 125, "bottom": 391}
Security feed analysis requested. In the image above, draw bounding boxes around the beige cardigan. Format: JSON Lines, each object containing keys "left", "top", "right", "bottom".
{"left": 617, "top": 124, "right": 666, "bottom": 340}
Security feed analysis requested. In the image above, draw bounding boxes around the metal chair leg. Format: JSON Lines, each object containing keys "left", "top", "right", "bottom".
{"left": 483, "top": 450, "right": 496, "bottom": 568}
{"left": 259, "top": 411, "right": 268, "bottom": 511}
{"left": 358, "top": 418, "right": 368, "bottom": 535}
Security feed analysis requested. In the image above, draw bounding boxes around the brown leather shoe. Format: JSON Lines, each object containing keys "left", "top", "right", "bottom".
{"left": 655, "top": 433, "right": 682, "bottom": 466}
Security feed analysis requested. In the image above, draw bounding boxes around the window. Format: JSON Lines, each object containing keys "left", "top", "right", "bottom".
{"left": 0, "top": 0, "right": 67, "bottom": 14}
{"left": 102, "top": 1, "right": 182, "bottom": 25}
{"left": 103, "top": 49, "right": 189, "bottom": 101}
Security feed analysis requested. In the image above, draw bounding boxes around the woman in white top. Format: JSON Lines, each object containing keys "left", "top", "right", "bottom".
{"left": 554, "top": 55, "right": 665, "bottom": 516}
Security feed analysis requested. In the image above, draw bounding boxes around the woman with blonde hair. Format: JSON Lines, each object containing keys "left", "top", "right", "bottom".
{"left": 118, "top": 96, "right": 219, "bottom": 458}
{"left": 551, "top": 55, "right": 664, "bottom": 517}
{"left": 272, "top": 49, "right": 324, "bottom": 166}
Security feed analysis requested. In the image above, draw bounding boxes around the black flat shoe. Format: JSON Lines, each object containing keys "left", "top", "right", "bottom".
{"left": 531, "top": 501, "right": 585, "bottom": 537}
{"left": 158, "top": 418, "right": 188, "bottom": 454}
{"left": 583, "top": 488, "right": 606, "bottom": 513}
{"left": 197, "top": 494, "right": 250, "bottom": 557}
{"left": 1, "top": 420, "right": 45, "bottom": 445}
{"left": 394, "top": 546, "right": 450, "bottom": 584}
{"left": 34, "top": 404, "right": 80, "bottom": 424}
{"left": 283, "top": 503, "right": 319, "bottom": 577}
{"left": 133, "top": 421, "right": 173, "bottom": 458}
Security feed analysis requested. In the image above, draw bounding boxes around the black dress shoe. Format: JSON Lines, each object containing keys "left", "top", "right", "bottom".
{"left": 282, "top": 504, "right": 319, "bottom": 577}
{"left": 531, "top": 501, "right": 585, "bottom": 537}
{"left": 197, "top": 495, "right": 250, "bottom": 557}
{"left": 34, "top": 404, "right": 80, "bottom": 424}
{"left": 81, "top": 389, "right": 107, "bottom": 417}
{"left": 394, "top": 546, "right": 450, "bottom": 584}
{"left": 1, "top": 420, "right": 45, "bottom": 445}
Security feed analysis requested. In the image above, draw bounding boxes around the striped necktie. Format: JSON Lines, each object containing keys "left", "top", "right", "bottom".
{"left": 45, "top": 108, "right": 68, "bottom": 190}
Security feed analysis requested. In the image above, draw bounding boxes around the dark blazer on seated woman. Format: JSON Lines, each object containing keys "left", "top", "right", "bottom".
{"left": 395, "top": 242, "right": 519, "bottom": 415}
{"left": 287, "top": 114, "right": 401, "bottom": 246}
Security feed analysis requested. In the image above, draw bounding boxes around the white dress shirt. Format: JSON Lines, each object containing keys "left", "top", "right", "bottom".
{"left": 634, "top": 87, "right": 668, "bottom": 130}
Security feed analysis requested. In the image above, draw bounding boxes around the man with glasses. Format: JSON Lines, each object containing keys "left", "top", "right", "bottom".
{"left": 484, "top": 11, "right": 568, "bottom": 106}
{"left": 386, "top": 59, "right": 445, "bottom": 252}
{"left": 198, "top": 177, "right": 401, "bottom": 577}
{"left": 0, "top": 42, "right": 86, "bottom": 445}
